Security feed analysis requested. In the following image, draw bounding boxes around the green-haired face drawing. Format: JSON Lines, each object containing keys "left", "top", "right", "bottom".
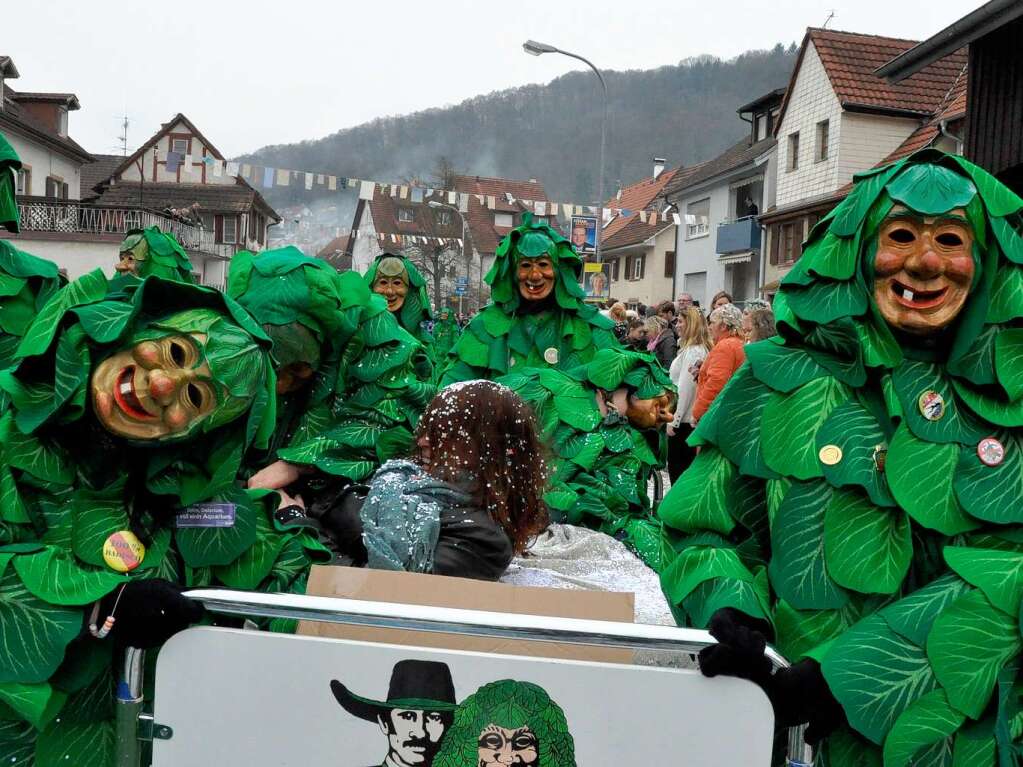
{"left": 373, "top": 256, "right": 410, "bottom": 313}
{"left": 433, "top": 680, "right": 575, "bottom": 767}
{"left": 115, "top": 231, "right": 149, "bottom": 276}
{"left": 872, "top": 205, "right": 975, "bottom": 334}
{"left": 90, "top": 308, "right": 267, "bottom": 441}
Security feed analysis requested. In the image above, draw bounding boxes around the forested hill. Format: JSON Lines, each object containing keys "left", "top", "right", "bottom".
{"left": 239, "top": 44, "right": 797, "bottom": 206}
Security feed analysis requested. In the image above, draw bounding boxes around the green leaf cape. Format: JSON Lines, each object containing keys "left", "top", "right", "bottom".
{"left": 440, "top": 213, "right": 618, "bottom": 384}
{"left": 229, "top": 246, "right": 435, "bottom": 482}
{"left": 0, "top": 272, "right": 330, "bottom": 763}
{"left": 656, "top": 150, "right": 1023, "bottom": 765}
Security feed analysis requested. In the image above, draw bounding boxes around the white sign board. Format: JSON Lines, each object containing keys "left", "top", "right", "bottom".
{"left": 152, "top": 627, "right": 773, "bottom": 766}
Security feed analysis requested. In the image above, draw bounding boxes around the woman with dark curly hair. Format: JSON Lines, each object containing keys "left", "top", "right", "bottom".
{"left": 433, "top": 680, "right": 576, "bottom": 767}
{"left": 317, "top": 380, "right": 550, "bottom": 580}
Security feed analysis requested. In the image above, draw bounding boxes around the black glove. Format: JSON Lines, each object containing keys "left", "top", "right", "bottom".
{"left": 698, "top": 607, "right": 844, "bottom": 746}
{"left": 316, "top": 484, "right": 369, "bottom": 564}
{"left": 99, "top": 578, "right": 205, "bottom": 649}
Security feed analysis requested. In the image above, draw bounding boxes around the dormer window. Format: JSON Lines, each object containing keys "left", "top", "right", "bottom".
{"left": 398, "top": 208, "right": 414, "bottom": 223}
{"left": 494, "top": 212, "right": 513, "bottom": 227}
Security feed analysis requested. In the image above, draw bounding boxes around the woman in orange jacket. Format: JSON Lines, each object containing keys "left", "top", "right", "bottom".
{"left": 692, "top": 303, "right": 746, "bottom": 423}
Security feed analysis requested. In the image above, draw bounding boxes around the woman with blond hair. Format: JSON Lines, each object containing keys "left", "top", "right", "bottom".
{"left": 666, "top": 306, "right": 711, "bottom": 482}
{"left": 608, "top": 301, "right": 629, "bottom": 342}
{"left": 692, "top": 303, "right": 746, "bottom": 423}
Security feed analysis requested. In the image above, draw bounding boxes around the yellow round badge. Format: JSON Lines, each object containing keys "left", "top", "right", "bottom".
{"left": 819, "top": 444, "right": 843, "bottom": 466}
{"left": 102, "top": 530, "right": 146, "bottom": 573}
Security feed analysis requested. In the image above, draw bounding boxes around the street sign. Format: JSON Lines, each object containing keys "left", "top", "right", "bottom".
{"left": 453, "top": 288, "right": 466, "bottom": 296}
{"left": 456, "top": 277, "right": 469, "bottom": 286}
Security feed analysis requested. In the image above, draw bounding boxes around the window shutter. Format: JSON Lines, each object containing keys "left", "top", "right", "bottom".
{"left": 664, "top": 251, "right": 675, "bottom": 278}
{"left": 794, "top": 219, "right": 804, "bottom": 261}
{"left": 639, "top": 255, "right": 646, "bottom": 280}
{"left": 214, "top": 215, "right": 223, "bottom": 243}
{"left": 61, "top": 183, "right": 69, "bottom": 200}
{"left": 625, "top": 255, "right": 633, "bottom": 279}
{"left": 770, "top": 225, "right": 780, "bottom": 265}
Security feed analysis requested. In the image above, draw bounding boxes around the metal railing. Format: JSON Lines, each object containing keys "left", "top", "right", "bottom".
{"left": 15, "top": 198, "right": 233, "bottom": 259}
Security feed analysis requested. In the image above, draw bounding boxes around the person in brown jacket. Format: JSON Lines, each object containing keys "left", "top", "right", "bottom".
{"left": 692, "top": 303, "right": 746, "bottom": 423}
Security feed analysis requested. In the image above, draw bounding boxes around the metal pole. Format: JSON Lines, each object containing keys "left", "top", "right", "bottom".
{"left": 541, "top": 48, "right": 607, "bottom": 262}
{"left": 115, "top": 647, "right": 145, "bottom": 767}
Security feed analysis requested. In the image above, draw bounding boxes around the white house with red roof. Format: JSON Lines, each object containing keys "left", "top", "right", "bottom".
{"left": 760, "top": 28, "right": 968, "bottom": 295}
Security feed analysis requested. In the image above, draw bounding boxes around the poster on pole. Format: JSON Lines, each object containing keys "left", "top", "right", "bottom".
{"left": 570, "top": 215, "right": 597, "bottom": 255}
{"left": 583, "top": 262, "right": 610, "bottom": 302}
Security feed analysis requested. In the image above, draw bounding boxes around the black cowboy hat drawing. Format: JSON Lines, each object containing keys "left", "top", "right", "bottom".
{"left": 330, "top": 660, "right": 458, "bottom": 722}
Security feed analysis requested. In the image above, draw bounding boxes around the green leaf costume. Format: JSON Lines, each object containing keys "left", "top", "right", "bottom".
{"left": 114, "top": 226, "right": 196, "bottom": 284}
{"left": 656, "top": 150, "right": 1023, "bottom": 764}
{"left": 440, "top": 213, "right": 618, "bottom": 384}
{"left": 0, "top": 242, "right": 62, "bottom": 384}
{"left": 364, "top": 252, "right": 435, "bottom": 381}
{"left": 432, "top": 307, "right": 461, "bottom": 362}
{"left": 0, "top": 132, "right": 21, "bottom": 234}
{"left": 498, "top": 347, "right": 675, "bottom": 571}
{"left": 0, "top": 273, "right": 331, "bottom": 764}
{"left": 433, "top": 680, "right": 576, "bottom": 767}
{"left": 229, "top": 246, "right": 434, "bottom": 483}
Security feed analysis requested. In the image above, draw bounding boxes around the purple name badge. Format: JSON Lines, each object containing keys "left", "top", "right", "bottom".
{"left": 176, "top": 503, "right": 237, "bottom": 528}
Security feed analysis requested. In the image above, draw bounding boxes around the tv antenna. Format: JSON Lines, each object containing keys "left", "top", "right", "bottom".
{"left": 117, "top": 113, "right": 129, "bottom": 156}
{"left": 822, "top": 10, "right": 835, "bottom": 28}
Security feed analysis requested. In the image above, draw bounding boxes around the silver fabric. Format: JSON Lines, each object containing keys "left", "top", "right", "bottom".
{"left": 501, "top": 524, "right": 675, "bottom": 627}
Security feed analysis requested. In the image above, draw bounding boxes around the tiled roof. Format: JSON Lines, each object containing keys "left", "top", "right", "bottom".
{"left": 80, "top": 154, "right": 124, "bottom": 199}
{"left": 602, "top": 215, "right": 672, "bottom": 251}
{"left": 368, "top": 188, "right": 467, "bottom": 243}
{"left": 93, "top": 180, "right": 280, "bottom": 220}
{"left": 878, "top": 63, "right": 968, "bottom": 165}
{"left": 318, "top": 234, "right": 352, "bottom": 270}
{"left": 451, "top": 175, "right": 548, "bottom": 204}
{"left": 0, "top": 84, "right": 92, "bottom": 162}
{"left": 608, "top": 167, "right": 679, "bottom": 213}
{"left": 10, "top": 92, "right": 80, "bottom": 109}
{"left": 663, "top": 137, "right": 776, "bottom": 197}
{"left": 102, "top": 113, "right": 228, "bottom": 188}
{"left": 776, "top": 28, "right": 968, "bottom": 132}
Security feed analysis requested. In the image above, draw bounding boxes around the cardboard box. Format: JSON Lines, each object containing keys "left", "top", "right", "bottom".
{"left": 299, "top": 565, "right": 634, "bottom": 663}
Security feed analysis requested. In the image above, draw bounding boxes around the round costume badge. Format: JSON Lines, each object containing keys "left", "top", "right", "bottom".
{"left": 819, "top": 444, "right": 843, "bottom": 466}
{"left": 977, "top": 437, "right": 1005, "bottom": 467}
{"left": 917, "top": 390, "right": 945, "bottom": 422}
{"left": 102, "top": 530, "right": 145, "bottom": 573}
{"left": 544, "top": 347, "right": 559, "bottom": 365}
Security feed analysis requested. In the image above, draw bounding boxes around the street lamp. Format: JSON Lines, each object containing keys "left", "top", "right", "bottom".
{"left": 428, "top": 200, "right": 473, "bottom": 314}
{"left": 522, "top": 39, "right": 608, "bottom": 262}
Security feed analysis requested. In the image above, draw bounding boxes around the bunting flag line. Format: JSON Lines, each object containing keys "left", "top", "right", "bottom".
{"left": 149, "top": 148, "right": 677, "bottom": 225}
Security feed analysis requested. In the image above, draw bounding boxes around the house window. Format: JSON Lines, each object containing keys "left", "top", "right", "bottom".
{"left": 686, "top": 198, "right": 710, "bottom": 239}
{"left": 611, "top": 259, "right": 620, "bottom": 281}
{"left": 815, "top": 120, "right": 829, "bottom": 162}
{"left": 664, "top": 251, "right": 675, "bottom": 278}
{"left": 436, "top": 210, "right": 452, "bottom": 225}
{"left": 494, "top": 212, "right": 514, "bottom": 228}
{"left": 45, "top": 176, "right": 67, "bottom": 200}
{"left": 770, "top": 221, "right": 803, "bottom": 265}
{"left": 171, "top": 138, "right": 189, "bottom": 155}
{"left": 628, "top": 254, "right": 645, "bottom": 280}
{"left": 788, "top": 132, "right": 800, "bottom": 171}
{"left": 222, "top": 216, "right": 237, "bottom": 244}
{"left": 15, "top": 167, "right": 30, "bottom": 195}
{"left": 397, "top": 208, "right": 414, "bottom": 223}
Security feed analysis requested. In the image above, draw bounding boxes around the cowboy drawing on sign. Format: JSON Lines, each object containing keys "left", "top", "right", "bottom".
{"left": 331, "top": 660, "right": 458, "bottom": 767}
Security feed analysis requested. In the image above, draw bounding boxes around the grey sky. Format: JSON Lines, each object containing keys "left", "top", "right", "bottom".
{"left": 6, "top": 0, "right": 973, "bottom": 159}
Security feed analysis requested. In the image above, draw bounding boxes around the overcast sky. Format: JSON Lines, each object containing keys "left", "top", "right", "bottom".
{"left": 5, "top": 0, "right": 974, "bottom": 159}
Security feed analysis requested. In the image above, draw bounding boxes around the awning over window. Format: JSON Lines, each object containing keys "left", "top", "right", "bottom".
{"left": 718, "top": 250, "right": 753, "bottom": 264}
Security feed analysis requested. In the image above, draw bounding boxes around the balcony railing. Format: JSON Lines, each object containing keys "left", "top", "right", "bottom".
{"left": 14, "top": 198, "right": 232, "bottom": 260}
{"left": 716, "top": 215, "right": 761, "bottom": 255}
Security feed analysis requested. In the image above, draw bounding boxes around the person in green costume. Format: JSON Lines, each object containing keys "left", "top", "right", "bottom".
{"left": 439, "top": 213, "right": 619, "bottom": 384}
{"left": 0, "top": 271, "right": 332, "bottom": 765}
{"left": 365, "top": 252, "right": 435, "bottom": 381}
{"left": 432, "top": 306, "right": 461, "bottom": 361}
{"left": 656, "top": 149, "right": 1023, "bottom": 765}
{"left": 229, "top": 246, "right": 434, "bottom": 506}
{"left": 0, "top": 241, "right": 62, "bottom": 376}
{"left": 0, "top": 132, "right": 22, "bottom": 234}
{"left": 433, "top": 680, "right": 576, "bottom": 767}
{"left": 498, "top": 347, "right": 675, "bottom": 571}
{"left": 114, "top": 226, "right": 196, "bottom": 283}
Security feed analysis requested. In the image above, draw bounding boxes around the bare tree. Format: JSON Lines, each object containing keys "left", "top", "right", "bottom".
{"left": 406, "top": 243, "right": 461, "bottom": 313}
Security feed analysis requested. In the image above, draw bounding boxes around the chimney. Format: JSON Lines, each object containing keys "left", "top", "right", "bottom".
{"left": 653, "top": 158, "right": 666, "bottom": 179}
